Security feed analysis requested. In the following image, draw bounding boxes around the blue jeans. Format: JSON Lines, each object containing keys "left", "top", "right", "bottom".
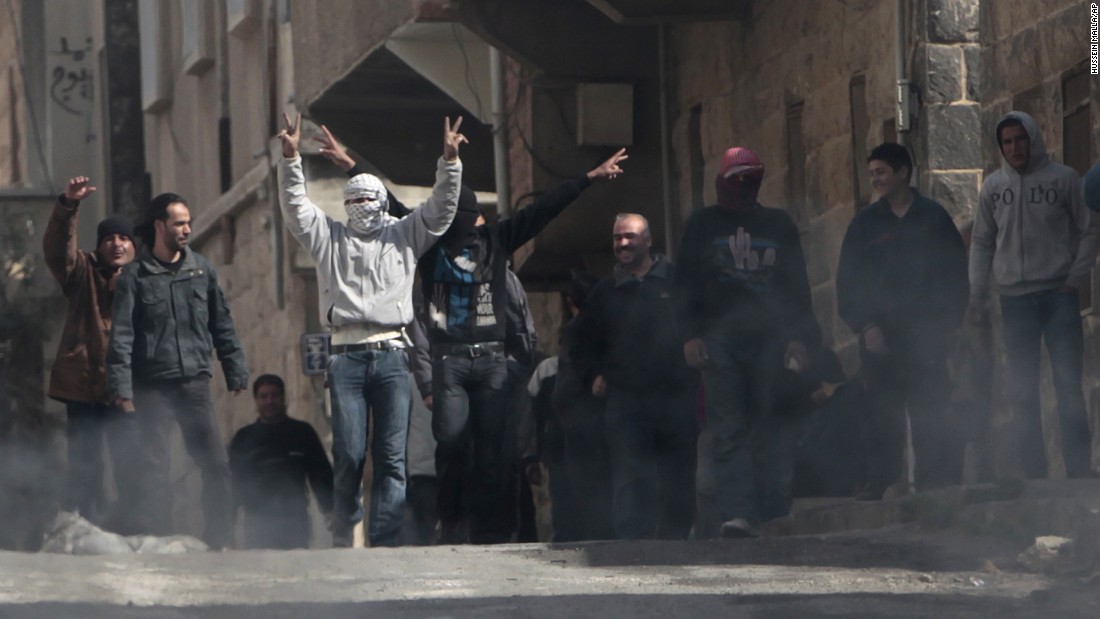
{"left": 328, "top": 348, "right": 412, "bottom": 546}
{"left": 1000, "top": 289, "right": 1092, "bottom": 478}
{"left": 702, "top": 334, "right": 793, "bottom": 525}
{"left": 604, "top": 385, "right": 696, "bottom": 540}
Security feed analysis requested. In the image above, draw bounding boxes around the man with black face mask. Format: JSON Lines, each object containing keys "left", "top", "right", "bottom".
{"left": 420, "top": 151, "right": 626, "bottom": 544}
{"left": 674, "top": 147, "right": 821, "bottom": 539}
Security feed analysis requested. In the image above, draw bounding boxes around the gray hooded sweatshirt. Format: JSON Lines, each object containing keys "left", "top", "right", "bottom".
{"left": 970, "top": 111, "right": 1097, "bottom": 297}
{"left": 280, "top": 155, "right": 461, "bottom": 340}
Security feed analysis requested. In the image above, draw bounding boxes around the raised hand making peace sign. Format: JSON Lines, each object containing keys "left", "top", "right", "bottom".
{"left": 443, "top": 116, "right": 467, "bottom": 162}
{"left": 277, "top": 112, "right": 301, "bottom": 159}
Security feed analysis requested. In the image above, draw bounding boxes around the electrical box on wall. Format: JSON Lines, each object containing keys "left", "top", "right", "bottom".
{"left": 576, "top": 83, "right": 634, "bottom": 146}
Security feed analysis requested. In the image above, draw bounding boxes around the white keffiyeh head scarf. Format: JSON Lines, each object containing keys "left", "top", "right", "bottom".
{"left": 343, "top": 173, "right": 389, "bottom": 235}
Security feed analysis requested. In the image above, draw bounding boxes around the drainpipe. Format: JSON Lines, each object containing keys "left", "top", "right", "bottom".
{"left": 490, "top": 46, "right": 510, "bottom": 218}
{"left": 658, "top": 23, "right": 674, "bottom": 257}
{"left": 895, "top": 0, "right": 910, "bottom": 149}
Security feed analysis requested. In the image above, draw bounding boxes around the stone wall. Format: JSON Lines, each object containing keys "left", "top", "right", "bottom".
{"left": 916, "top": 0, "right": 983, "bottom": 222}
{"left": 0, "top": 0, "right": 27, "bottom": 186}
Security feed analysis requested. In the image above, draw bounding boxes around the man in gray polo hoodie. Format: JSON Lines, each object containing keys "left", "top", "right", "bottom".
{"left": 969, "top": 111, "right": 1098, "bottom": 479}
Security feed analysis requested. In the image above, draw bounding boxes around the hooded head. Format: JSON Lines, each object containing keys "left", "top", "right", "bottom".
{"left": 344, "top": 173, "right": 389, "bottom": 235}
{"left": 716, "top": 147, "right": 765, "bottom": 212}
{"left": 441, "top": 184, "right": 482, "bottom": 253}
{"left": 1085, "top": 161, "right": 1100, "bottom": 214}
{"left": 995, "top": 111, "right": 1047, "bottom": 175}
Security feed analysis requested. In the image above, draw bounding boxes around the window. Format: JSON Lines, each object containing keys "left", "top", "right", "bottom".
{"left": 1063, "top": 67, "right": 1093, "bottom": 313}
{"left": 227, "top": 0, "right": 260, "bottom": 38}
{"left": 688, "top": 103, "right": 704, "bottom": 213}
{"left": 1062, "top": 68, "right": 1090, "bottom": 175}
{"left": 849, "top": 76, "right": 870, "bottom": 209}
{"left": 883, "top": 118, "right": 897, "bottom": 146}
{"left": 786, "top": 102, "right": 807, "bottom": 227}
{"left": 139, "top": 0, "right": 170, "bottom": 112}
{"left": 181, "top": 1, "right": 215, "bottom": 75}
{"left": 1011, "top": 85, "right": 1043, "bottom": 124}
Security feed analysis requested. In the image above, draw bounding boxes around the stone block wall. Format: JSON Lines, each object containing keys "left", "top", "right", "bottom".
{"left": 916, "top": 0, "right": 983, "bottom": 224}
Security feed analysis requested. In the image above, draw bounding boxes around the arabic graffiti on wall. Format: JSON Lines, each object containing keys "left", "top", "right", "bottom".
{"left": 49, "top": 36, "right": 95, "bottom": 143}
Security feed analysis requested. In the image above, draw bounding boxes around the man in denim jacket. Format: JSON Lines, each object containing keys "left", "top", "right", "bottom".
{"left": 108, "top": 192, "right": 249, "bottom": 548}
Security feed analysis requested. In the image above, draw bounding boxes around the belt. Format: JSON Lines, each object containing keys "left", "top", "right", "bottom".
{"left": 330, "top": 341, "right": 403, "bottom": 355}
{"left": 436, "top": 341, "right": 505, "bottom": 359}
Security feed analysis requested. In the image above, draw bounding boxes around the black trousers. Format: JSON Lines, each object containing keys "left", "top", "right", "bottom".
{"left": 133, "top": 376, "right": 233, "bottom": 548}
{"left": 63, "top": 401, "right": 143, "bottom": 531}
{"left": 860, "top": 344, "right": 961, "bottom": 493}
{"left": 432, "top": 350, "right": 510, "bottom": 544}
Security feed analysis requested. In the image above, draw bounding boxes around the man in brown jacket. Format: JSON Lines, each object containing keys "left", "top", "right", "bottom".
{"left": 43, "top": 175, "right": 140, "bottom": 530}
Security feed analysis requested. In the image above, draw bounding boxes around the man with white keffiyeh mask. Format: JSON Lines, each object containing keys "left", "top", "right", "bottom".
{"left": 277, "top": 113, "right": 466, "bottom": 548}
{"left": 343, "top": 173, "right": 391, "bottom": 235}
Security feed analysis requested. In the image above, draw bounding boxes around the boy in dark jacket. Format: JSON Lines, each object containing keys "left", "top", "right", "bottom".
{"left": 836, "top": 142, "right": 968, "bottom": 498}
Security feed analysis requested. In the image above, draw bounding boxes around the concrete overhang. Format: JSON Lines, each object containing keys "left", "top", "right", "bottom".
{"left": 307, "top": 22, "right": 497, "bottom": 191}
{"left": 586, "top": 0, "right": 752, "bottom": 24}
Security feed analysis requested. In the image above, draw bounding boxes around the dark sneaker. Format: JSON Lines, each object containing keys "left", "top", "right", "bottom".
{"left": 332, "top": 526, "right": 353, "bottom": 548}
{"left": 719, "top": 518, "right": 759, "bottom": 539}
{"left": 854, "top": 484, "right": 886, "bottom": 501}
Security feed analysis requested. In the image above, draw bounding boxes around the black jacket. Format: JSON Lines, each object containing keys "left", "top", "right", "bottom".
{"left": 418, "top": 176, "right": 591, "bottom": 346}
{"left": 674, "top": 203, "right": 820, "bottom": 347}
{"left": 572, "top": 256, "right": 695, "bottom": 392}
{"left": 107, "top": 247, "right": 248, "bottom": 399}
{"left": 228, "top": 416, "right": 334, "bottom": 516}
{"left": 836, "top": 191, "right": 968, "bottom": 357}
{"left": 409, "top": 268, "right": 537, "bottom": 397}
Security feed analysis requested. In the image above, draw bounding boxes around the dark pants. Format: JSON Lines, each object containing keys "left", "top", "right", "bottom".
{"left": 133, "top": 376, "right": 233, "bottom": 548}
{"left": 604, "top": 385, "right": 696, "bottom": 540}
{"left": 432, "top": 348, "right": 510, "bottom": 544}
{"left": 1001, "top": 290, "right": 1092, "bottom": 478}
{"left": 63, "top": 401, "right": 142, "bottom": 531}
{"left": 860, "top": 340, "right": 961, "bottom": 493}
{"left": 400, "top": 475, "right": 439, "bottom": 546}
{"left": 702, "top": 334, "right": 793, "bottom": 525}
{"left": 242, "top": 510, "right": 309, "bottom": 549}
{"left": 559, "top": 401, "right": 615, "bottom": 541}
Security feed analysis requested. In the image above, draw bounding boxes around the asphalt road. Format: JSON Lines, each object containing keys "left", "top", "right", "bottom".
{"left": 1, "top": 525, "right": 1096, "bottom": 618}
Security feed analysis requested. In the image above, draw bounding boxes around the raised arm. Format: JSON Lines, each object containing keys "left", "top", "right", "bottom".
{"left": 321, "top": 125, "right": 413, "bottom": 218}
{"left": 276, "top": 113, "right": 335, "bottom": 261}
{"left": 43, "top": 177, "right": 97, "bottom": 292}
{"left": 497, "top": 148, "right": 628, "bottom": 252}
{"left": 400, "top": 116, "right": 465, "bottom": 256}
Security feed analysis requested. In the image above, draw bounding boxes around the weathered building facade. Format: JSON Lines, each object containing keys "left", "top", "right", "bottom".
{"left": 1, "top": 0, "right": 1097, "bottom": 547}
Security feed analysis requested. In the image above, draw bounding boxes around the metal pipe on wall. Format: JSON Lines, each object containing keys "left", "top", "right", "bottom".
{"left": 489, "top": 46, "right": 510, "bottom": 218}
{"left": 658, "top": 23, "right": 675, "bottom": 257}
